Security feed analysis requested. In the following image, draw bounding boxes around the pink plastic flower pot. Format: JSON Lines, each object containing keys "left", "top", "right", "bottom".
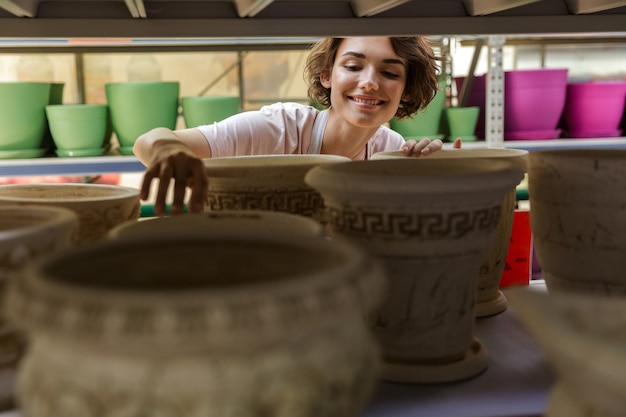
{"left": 456, "top": 68, "right": 569, "bottom": 140}
{"left": 563, "top": 81, "right": 626, "bottom": 138}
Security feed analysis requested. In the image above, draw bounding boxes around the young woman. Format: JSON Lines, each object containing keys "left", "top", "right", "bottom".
{"left": 134, "top": 36, "right": 461, "bottom": 216}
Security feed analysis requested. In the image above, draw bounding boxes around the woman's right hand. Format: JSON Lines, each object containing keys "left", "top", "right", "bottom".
{"left": 134, "top": 128, "right": 211, "bottom": 216}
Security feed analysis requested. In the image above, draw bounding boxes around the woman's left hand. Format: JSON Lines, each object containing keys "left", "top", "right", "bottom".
{"left": 400, "top": 137, "right": 462, "bottom": 156}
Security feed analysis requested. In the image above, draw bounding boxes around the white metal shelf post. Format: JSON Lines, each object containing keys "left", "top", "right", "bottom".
{"left": 486, "top": 35, "right": 505, "bottom": 148}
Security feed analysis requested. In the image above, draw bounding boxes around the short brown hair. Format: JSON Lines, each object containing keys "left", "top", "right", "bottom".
{"left": 304, "top": 37, "right": 441, "bottom": 120}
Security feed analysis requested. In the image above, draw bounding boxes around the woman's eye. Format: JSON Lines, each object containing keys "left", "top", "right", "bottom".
{"left": 383, "top": 71, "right": 401, "bottom": 79}
{"left": 344, "top": 65, "right": 361, "bottom": 71}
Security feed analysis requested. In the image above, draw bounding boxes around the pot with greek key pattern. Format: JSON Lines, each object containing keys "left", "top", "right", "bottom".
{"left": 372, "top": 148, "right": 529, "bottom": 318}
{"left": 306, "top": 158, "right": 524, "bottom": 384}
{"left": 4, "top": 224, "right": 386, "bottom": 417}
{"left": 203, "top": 154, "right": 350, "bottom": 223}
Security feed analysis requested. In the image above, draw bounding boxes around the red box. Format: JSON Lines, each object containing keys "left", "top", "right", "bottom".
{"left": 500, "top": 210, "right": 532, "bottom": 287}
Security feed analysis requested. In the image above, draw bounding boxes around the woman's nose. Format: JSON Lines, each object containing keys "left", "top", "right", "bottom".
{"left": 359, "top": 68, "right": 379, "bottom": 91}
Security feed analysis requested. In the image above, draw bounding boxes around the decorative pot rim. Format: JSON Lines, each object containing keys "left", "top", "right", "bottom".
{"left": 372, "top": 148, "right": 529, "bottom": 171}
{"left": 5, "top": 232, "right": 385, "bottom": 345}
{"left": 306, "top": 158, "right": 524, "bottom": 195}
{"left": 0, "top": 204, "right": 77, "bottom": 244}
{"left": 203, "top": 154, "right": 351, "bottom": 177}
{"left": 0, "top": 183, "right": 140, "bottom": 204}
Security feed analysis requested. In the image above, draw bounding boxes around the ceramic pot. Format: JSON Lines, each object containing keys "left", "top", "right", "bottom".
{"left": 45, "top": 104, "right": 109, "bottom": 157}
{"left": 108, "top": 210, "right": 324, "bottom": 240}
{"left": 181, "top": 95, "right": 240, "bottom": 128}
{"left": 372, "top": 148, "right": 529, "bottom": 318}
{"left": 203, "top": 154, "right": 350, "bottom": 223}
{"left": 0, "top": 82, "right": 51, "bottom": 151}
{"left": 528, "top": 149, "right": 626, "bottom": 295}
{"left": 105, "top": 81, "right": 179, "bottom": 152}
{"left": 4, "top": 226, "right": 387, "bottom": 417}
{"left": 306, "top": 158, "right": 524, "bottom": 383}
{"left": 507, "top": 287, "right": 626, "bottom": 417}
{"left": 0, "top": 205, "right": 78, "bottom": 411}
{"left": 0, "top": 184, "right": 141, "bottom": 244}
{"left": 389, "top": 80, "right": 446, "bottom": 140}
{"left": 42, "top": 82, "right": 65, "bottom": 153}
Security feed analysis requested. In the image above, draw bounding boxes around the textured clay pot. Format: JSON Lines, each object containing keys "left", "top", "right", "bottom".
{"left": 507, "top": 287, "right": 626, "bottom": 417}
{"left": 0, "top": 205, "right": 78, "bottom": 411}
{"left": 528, "top": 149, "right": 626, "bottom": 295}
{"left": 203, "top": 154, "right": 350, "bottom": 223}
{"left": 0, "top": 184, "right": 141, "bottom": 244}
{"left": 372, "top": 148, "right": 529, "bottom": 318}
{"left": 4, "top": 226, "right": 386, "bottom": 417}
{"left": 108, "top": 210, "right": 324, "bottom": 240}
{"left": 306, "top": 158, "right": 524, "bottom": 383}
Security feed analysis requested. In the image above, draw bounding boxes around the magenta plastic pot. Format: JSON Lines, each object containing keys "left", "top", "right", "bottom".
{"left": 504, "top": 68, "right": 569, "bottom": 135}
{"left": 563, "top": 81, "right": 626, "bottom": 138}
{"left": 455, "top": 69, "right": 568, "bottom": 140}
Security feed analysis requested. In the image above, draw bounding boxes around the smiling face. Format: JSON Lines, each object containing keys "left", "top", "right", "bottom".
{"left": 320, "top": 37, "right": 408, "bottom": 129}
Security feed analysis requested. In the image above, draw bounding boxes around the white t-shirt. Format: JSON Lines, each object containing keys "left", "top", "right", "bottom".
{"left": 195, "top": 102, "right": 405, "bottom": 161}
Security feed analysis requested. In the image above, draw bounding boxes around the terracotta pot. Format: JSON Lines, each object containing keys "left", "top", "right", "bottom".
{"left": 203, "top": 154, "right": 350, "bottom": 223}
{"left": 4, "top": 226, "right": 386, "bottom": 417}
{"left": 0, "top": 184, "right": 140, "bottom": 244}
{"left": 108, "top": 210, "right": 324, "bottom": 240}
{"left": 507, "top": 287, "right": 626, "bottom": 417}
{"left": 0, "top": 205, "right": 78, "bottom": 411}
{"left": 528, "top": 149, "right": 626, "bottom": 294}
{"left": 372, "top": 148, "right": 529, "bottom": 318}
{"left": 306, "top": 158, "right": 524, "bottom": 383}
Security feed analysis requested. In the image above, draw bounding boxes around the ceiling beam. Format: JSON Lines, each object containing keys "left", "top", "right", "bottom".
{"left": 232, "top": 0, "right": 275, "bottom": 17}
{"left": 564, "top": 0, "right": 626, "bottom": 13}
{"left": 462, "top": 0, "right": 541, "bottom": 16}
{"left": 0, "top": 0, "right": 38, "bottom": 17}
{"left": 350, "top": 0, "right": 410, "bottom": 17}
{"left": 124, "top": 0, "right": 147, "bottom": 18}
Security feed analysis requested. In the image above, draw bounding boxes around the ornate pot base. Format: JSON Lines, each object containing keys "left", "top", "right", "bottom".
{"left": 476, "top": 290, "right": 508, "bottom": 317}
{"left": 380, "top": 338, "right": 488, "bottom": 384}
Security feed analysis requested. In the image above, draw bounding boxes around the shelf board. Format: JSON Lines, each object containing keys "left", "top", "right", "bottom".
{"left": 447, "top": 137, "right": 626, "bottom": 151}
{"left": 0, "top": 155, "right": 145, "bottom": 177}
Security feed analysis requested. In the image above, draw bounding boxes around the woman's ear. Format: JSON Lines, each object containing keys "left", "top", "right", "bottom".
{"left": 320, "top": 70, "right": 331, "bottom": 89}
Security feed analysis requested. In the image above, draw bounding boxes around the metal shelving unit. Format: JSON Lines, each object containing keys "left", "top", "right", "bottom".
{"left": 0, "top": 0, "right": 624, "bottom": 177}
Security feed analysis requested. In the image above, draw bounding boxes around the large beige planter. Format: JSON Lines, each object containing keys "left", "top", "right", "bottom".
{"left": 528, "top": 149, "right": 626, "bottom": 294}
{"left": 0, "top": 205, "right": 78, "bottom": 411}
{"left": 372, "top": 148, "right": 529, "bottom": 317}
{"left": 108, "top": 210, "right": 324, "bottom": 240}
{"left": 203, "top": 154, "right": 350, "bottom": 223}
{"left": 306, "top": 158, "right": 524, "bottom": 383}
{"left": 0, "top": 183, "right": 141, "bottom": 244}
{"left": 507, "top": 287, "right": 626, "bottom": 417}
{"left": 4, "top": 225, "right": 386, "bottom": 417}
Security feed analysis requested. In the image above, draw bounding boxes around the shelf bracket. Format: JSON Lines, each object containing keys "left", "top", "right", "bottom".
{"left": 462, "top": 0, "right": 540, "bottom": 15}
{"left": 350, "top": 0, "right": 410, "bottom": 17}
{"left": 564, "top": 0, "right": 626, "bottom": 14}
{"left": 233, "top": 0, "right": 275, "bottom": 17}
{"left": 0, "top": 0, "right": 38, "bottom": 17}
{"left": 124, "top": 0, "right": 147, "bottom": 18}
{"left": 485, "top": 35, "right": 505, "bottom": 148}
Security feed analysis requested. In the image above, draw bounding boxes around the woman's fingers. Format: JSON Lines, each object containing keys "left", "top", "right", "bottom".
{"left": 140, "top": 153, "right": 208, "bottom": 216}
{"left": 452, "top": 138, "right": 463, "bottom": 148}
{"left": 400, "top": 137, "right": 443, "bottom": 157}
